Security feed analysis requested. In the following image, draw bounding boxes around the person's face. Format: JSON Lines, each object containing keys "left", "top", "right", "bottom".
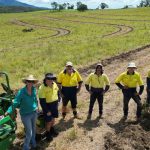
{"left": 128, "top": 67, "right": 136, "bottom": 74}
{"left": 46, "top": 79, "right": 53, "bottom": 86}
{"left": 66, "top": 66, "right": 73, "bottom": 74}
{"left": 96, "top": 66, "right": 102, "bottom": 75}
{"left": 26, "top": 80, "right": 34, "bottom": 87}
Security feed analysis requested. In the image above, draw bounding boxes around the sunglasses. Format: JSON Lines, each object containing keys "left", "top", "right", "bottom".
{"left": 27, "top": 80, "right": 35, "bottom": 83}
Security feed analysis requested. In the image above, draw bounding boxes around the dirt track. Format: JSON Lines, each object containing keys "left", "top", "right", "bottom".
{"left": 11, "top": 19, "right": 71, "bottom": 38}
{"left": 44, "top": 16, "right": 133, "bottom": 38}
{"left": 12, "top": 41, "right": 150, "bottom": 150}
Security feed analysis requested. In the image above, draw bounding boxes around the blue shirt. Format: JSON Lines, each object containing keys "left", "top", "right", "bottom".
{"left": 7, "top": 86, "right": 38, "bottom": 116}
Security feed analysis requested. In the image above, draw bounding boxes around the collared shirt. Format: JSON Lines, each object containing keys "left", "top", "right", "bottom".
{"left": 38, "top": 82, "right": 58, "bottom": 103}
{"left": 57, "top": 69, "right": 83, "bottom": 87}
{"left": 7, "top": 86, "right": 37, "bottom": 116}
{"left": 85, "top": 73, "right": 110, "bottom": 88}
{"left": 115, "top": 71, "right": 144, "bottom": 88}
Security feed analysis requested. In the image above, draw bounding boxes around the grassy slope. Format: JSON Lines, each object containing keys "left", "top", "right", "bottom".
{"left": 0, "top": 8, "right": 150, "bottom": 87}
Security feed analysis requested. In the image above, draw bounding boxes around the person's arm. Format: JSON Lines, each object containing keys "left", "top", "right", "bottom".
{"left": 76, "top": 71, "right": 83, "bottom": 93}
{"left": 104, "top": 74, "right": 110, "bottom": 93}
{"left": 6, "top": 90, "right": 22, "bottom": 115}
{"left": 147, "top": 77, "right": 150, "bottom": 89}
{"left": 138, "top": 73, "right": 144, "bottom": 95}
{"left": 115, "top": 73, "right": 125, "bottom": 89}
{"left": 39, "top": 98, "right": 49, "bottom": 113}
{"left": 57, "top": 72, "right": 64, "bottom": 97}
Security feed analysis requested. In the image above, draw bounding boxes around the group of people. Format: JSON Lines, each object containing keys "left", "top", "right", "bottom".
{"left": 6, "top": 61, "right": 150, "bottom": 150}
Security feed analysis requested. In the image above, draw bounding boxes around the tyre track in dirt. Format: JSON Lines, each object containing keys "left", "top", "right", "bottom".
{"left": 44, "top": 16, "right": 133, "bottom": 38}
{"left": 50, "top": 44, "right": 150, "bottom": 150}
{"left": 11, "top": 19, "right": 71, "bottom": 38}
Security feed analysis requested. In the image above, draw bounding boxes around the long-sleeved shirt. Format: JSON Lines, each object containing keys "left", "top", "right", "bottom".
{"left": 7, "top": 86, "right": 38, "bottom": 116}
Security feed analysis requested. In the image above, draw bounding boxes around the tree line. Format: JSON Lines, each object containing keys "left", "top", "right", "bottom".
{"left": 51, "top": 0, "right": 150, "bottom": 11}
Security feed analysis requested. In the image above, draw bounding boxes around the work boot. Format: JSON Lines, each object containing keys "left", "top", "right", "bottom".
{"left": 121, "top": 115, "right": 127, "bottom": 121}
{"left": 87, "top": 114, "right": 91, "bottom": 120}
{"left": 62, "top": 112, "right": 66, "bottom": 119}
{"left": 46, "top": 131, "right": 53, "bottom": 141}
{"left": 73, "top": 111, "right": 80, "bottom": 119}
{"left": 50, "top": 127, "right": 59, "bottom": 137}
{"left": 97, "top": 114, "right": 103, "bottom": 119}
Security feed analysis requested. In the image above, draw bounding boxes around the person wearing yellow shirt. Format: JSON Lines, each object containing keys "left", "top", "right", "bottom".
{"left": 38, "top": 73, "right": 59, "bottom": 141}
{"left": 85, "top": 64, "right": 110, "bottom": 119}
{"left": 146, "top": 70, "right": 150, "bottom": 104}
{"left": 57, "top": 61, "right": 83, "bottom": 119}
{"left": 115, "top": 62, "right": 144, "bottom": 121}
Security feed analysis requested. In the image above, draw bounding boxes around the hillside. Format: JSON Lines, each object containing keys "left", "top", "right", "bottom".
{"left": 0, "top": 8, "right": 149, "bottom": 150}
{"left": 0, "top": 0, "right": 36, "bottom": 7}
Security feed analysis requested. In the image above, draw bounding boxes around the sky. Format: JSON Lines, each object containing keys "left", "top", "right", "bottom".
{"left": 18, "top": 0, "right": 141, "bottom": 9}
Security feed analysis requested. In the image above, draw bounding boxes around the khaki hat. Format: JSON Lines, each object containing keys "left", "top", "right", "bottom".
{"left": 66, "top": 61, "right": 73, "bottom": 67}
{"left": 22, "top": 75, "right": 38, "bottom": 84}
{"left": 127, "top": 62, "right": 137, "bottom": 68}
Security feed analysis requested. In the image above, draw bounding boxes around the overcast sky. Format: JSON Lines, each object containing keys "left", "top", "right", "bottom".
{"left": 18, "top": 0, "right": 141, "bottom": 9}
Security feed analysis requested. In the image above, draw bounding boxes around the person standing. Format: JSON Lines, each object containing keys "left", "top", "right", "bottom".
{"left": 6, "top": 75, "right": 39, "bottom": 150}
{"left": 146, "top": 70, "right": 150, "bottom": 105}
{"left": 115, "top": 62, "right": 144, "bottom": 121}
{"left": 57, "top": 61, "right": 83, "bottom": 119}
{"left": 38, "top": 73, "right": 59, "bottom": 141}
{"left": 85, "top": 64, "right": 110, "bottom": 119}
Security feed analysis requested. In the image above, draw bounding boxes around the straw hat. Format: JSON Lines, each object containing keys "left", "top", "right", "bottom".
{"left": 127, "top": 62, "right": 137, "bottom": 68}
{"left": 22, "top": 75, "right": 38, "bottom": 84}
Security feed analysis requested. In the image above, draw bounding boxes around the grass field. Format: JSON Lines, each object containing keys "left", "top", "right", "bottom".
{"left": 1, "top": 8, "right": 150, "bottom": 87}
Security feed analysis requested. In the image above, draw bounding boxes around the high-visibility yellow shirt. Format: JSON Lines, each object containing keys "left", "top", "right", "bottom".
{"left": 38, "top": 82, "right": 58, "bottom": 103}
{"left": 85, "top": 73, "right": 110, "bottom": 88}
{"left": 57, "top": 70, "right": 82, "bottom": 87}
{"left": 148, "top": 70, "right": 150, "bottom": 78}
{"left": 115, "top": 71, "right": 144, "bottom": 88}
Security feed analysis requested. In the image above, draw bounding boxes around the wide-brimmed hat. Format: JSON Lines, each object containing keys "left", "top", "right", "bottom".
{"left": 66, "top": 61, "right": 73, "bottom": 67}
{"left": 22, "top": 75, "right": 38, "bottom": 84}
{"left": 45, "top": 73, "right": 56, "bottom": 80}
{"left": 127, "top": 62, "right": 137, "bottom": 68}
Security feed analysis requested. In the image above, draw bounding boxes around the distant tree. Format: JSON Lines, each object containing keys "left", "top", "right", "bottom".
{"left": 77, "top": 1, "right": 82, "bottom": 9}
{"left": 123, "top": 5, "right": 129, "bottom": 9}
{"left": 62, "top": 3, "right": 67, "bottom": 9}
{"left": 51, "top": 1, "right": 58, "bottom": 10}
{"left": 58, "top": 4, "right": 64, "bottom": 10}
{"left": 99, "top": 3, "right": 109, "bottom": 9}
{"left": 77, "top": 2, "right": 88, "bottom": 11}
{"left": 138, "top": 0, "right": 150, "bottom": 7}
{"left": 68, "top": 4, "right": 74, "bottom": 9}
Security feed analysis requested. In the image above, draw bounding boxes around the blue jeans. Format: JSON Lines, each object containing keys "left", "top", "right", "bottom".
{"left": 21, "top": 111, "right": 37, "bottom": 150}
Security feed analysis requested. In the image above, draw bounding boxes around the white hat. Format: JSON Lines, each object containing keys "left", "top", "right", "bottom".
{"left": 22, "top": 75, "right": 38, "bottom": 83}
{"left": 127, "top": 62, "right": 137, "bottom": 68}
{"left": 66, "top": 61, "right": 73, "bottom": 67}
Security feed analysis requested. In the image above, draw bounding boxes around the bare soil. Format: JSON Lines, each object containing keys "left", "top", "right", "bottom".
{"left": 11, "top": 43, "right": 150, "bottom": 150}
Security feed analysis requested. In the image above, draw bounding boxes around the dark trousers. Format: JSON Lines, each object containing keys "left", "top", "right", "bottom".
{"left": 88, "top": 92, "right": 103, "bottom": 115}
{"left": 62, "top": 86, "right": 77, "bottom": 109}
{"left": 147, "top": 88, "right": 150, "bottom": 104}
{"left": 122, "top": 89, "right": 142, "bottom": 118}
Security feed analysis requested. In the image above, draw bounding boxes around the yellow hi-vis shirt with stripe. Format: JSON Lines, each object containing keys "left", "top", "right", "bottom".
{"left": 115, "top": 71, "right": 144, "bottom": 88}
{"left": 57, "top": 70, "right": 82, "bottom": 87}
{"left": 85, "top": 73, "right": 110, "bottom": 88}
{"left": 38, "top": 82, "right": 58, "bottom": 103}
